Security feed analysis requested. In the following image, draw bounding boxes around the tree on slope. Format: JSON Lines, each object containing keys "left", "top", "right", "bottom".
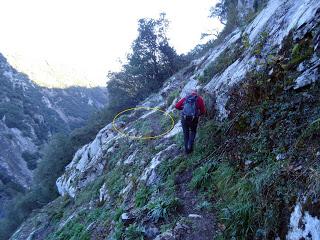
{"left": 107, "top": 13, "right": 184, "bottom": 109}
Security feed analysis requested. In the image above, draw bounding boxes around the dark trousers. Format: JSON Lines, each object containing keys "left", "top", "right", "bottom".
{"left": 181, "top": 116, "right": 198, "bottom": 154}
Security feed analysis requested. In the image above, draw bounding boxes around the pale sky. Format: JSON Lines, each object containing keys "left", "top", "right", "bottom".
{"left": 0, "top": 0, "right": 222, "bottom": 87}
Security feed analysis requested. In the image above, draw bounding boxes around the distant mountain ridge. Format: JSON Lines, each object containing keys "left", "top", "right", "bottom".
{"left": 3, "top": 53, "right": 102, "bottom": 88}
{"left": 0, "top": 52, "right": 108, "bottom": 218}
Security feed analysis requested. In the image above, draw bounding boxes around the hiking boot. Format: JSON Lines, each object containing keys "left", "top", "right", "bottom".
{"left": 188, "top": 145, "right": 193, "bottom": 153}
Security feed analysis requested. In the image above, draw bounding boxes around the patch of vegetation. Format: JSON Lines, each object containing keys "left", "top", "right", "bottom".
{"left": 47, "top": 204, "right": 112, "bottom": 240}
{"left": 252, "top": 31, "right": 269, "bottom": 56}
{"left": 129, "top": 110, "right": 173, "bottom": 139}
{"left": 173, "top": 131, "right": 184, "bottom": 147}
{"left": 286, "top": 36, "right": 314, "bottom": 69}
{"left": 105, "top": 167, "right": 126, "bottom": 199}
{"left": 112, "top": 220, "right": 125, "bottom": 240}
{"left": 190, "top": 162, "right": 216, "bottom": 193}
{"left": 159, "top": 222, "right": 176, "bottom": 234}
{"left": 75, "top": 175, "right": 106, "bottom": 206}
{"left": 52, "top": 219, "right": 90, "bottom": 240}
{"left": 295, "top": 117, "right": 320, "bottom": 147}
{"left": 50, "top": 210, "right": 64, "bottom": 223}
{"left": 158, "top": 156, "right": 186, "bottom": 180}
{"left": 166, "top": 90, "right": 180, "bottom": 107}
{"left": 124, "top": 223, "right": 145, "bottom": 240}
{"left": 189, "top": 32, "right": 319, "bottom": 239}
{"left": 147, "top": 196, "right": 181, "bottom": 223}
{"left": 135, "top": 185, "right": 151, "bottom": 208}
{"left": 133, "top": 118, "right": 153, "bottom": 136}
{"left": 241, "top": 32, "right": 250, "bottom": 49}
{"left": 0, "top": 172, "right": 25, "bottom": 195}
{"left": 195, "top": 200, "right": 213, "bottom": 212}
{"left": 198, "top": 42, "right": 245, "bottom": 84}
{"left": 234, "top": 113, "right": 250, "bottom": 132}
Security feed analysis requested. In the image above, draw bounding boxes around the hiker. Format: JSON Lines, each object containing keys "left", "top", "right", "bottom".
{"left": 175, "top": 89, "right": 206, "bottom": 154}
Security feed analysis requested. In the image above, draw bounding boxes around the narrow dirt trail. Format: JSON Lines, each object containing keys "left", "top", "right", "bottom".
{"left": 174, "top": 170, "right": 218, "bottom": 240}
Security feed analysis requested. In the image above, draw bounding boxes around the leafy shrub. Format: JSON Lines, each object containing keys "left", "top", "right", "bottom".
{"left": 252, "top": 31, "right": 269, "bottom": 56}
{"left": 134, "top": 119, "right": 153, "bottom": 136}
{"left": 288, "top": 40, "right": 313, "bottom": 68}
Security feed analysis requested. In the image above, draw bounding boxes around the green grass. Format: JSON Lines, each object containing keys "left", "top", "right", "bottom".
{"left": 124, "top": 223, "right": 145, "bottom": 240}
{"left": 48, "top": 217, "right": 90, "bottom": 240}
{"left": 111, "top": 209, "right": 144, "bottom": 240}
{"left": 105, "top": 167, "right": 126, "bottom": 199}
{"left": 135, "top": 185, "right": 151, "bottom": 208}
{"left": 158, "top": 156, "right": 186, "bottom": 180}
{"left": 47, "top": 203, "right": 112, "bottom": 240}
{"left": 74, "top": 175, "right": 106, "bottom": 206}
{"left": 213, "top": 165, "right": 257, "bottom": 237}
{"left": 296, "top": 117, "right": 320, "bottom": 147}
{"left": 147, "top": 196, "right": 181, "bottom": 223}
{"left": 190, "top": 162, "right": 216, "bottom": 193}
{"left": 113, "top": 207, "right": 124, "bottom": 221}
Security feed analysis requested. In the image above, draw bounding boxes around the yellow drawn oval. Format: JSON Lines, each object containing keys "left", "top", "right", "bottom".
{"left": 112, "top": 106, "right": 175, "bottom": 140}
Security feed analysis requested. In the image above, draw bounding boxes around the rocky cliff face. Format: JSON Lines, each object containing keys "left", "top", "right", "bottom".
{"left": 0, "top": 53, "right": 108, "bottom": 218}
{"left": 10, "top": 0, "right": 320, "bottom": 239}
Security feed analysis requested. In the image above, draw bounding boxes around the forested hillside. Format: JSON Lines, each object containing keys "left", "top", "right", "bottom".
{"left": 0, "top": 53, "right": 107, "bottom": 223}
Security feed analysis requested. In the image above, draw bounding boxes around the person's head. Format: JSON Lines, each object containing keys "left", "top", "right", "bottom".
{"left": 186, "top": 88, "right": 197, "bottom": 96}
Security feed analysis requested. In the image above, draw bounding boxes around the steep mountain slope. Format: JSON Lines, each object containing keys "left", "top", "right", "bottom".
{"left": 0, "top": 53, "right": 108, "bottom": 218}
{"left": 10, "top": 0, "right": 320, "bottom": 239}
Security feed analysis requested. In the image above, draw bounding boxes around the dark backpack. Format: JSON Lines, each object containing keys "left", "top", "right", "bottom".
{"left": 182, "top": 95, "right": 198, "bottom": 117}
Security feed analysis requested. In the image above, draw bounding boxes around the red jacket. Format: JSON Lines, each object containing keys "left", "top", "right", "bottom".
{"left": 175, "top": 93, "right": 206, "bottom": 115}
